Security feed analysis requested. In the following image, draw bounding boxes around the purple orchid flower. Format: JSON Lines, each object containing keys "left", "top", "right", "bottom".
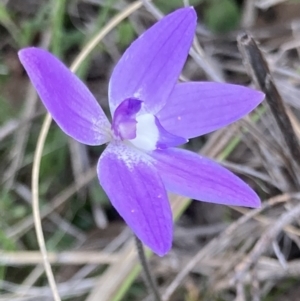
{"left": 19, "top": 7, "right": 264, "bottom": 256}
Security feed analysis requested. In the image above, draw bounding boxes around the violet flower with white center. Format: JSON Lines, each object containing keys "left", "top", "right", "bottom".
{"left": 19, "top": 7, "right": 264, "bottom": 256}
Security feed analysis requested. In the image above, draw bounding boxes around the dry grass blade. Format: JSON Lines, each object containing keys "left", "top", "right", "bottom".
{"left": 85, "top": 241, "right": 138, "bottom": 301}
{"left": 255, "top": 0, "right": 287, "bottom": 10}
{"left": 216, "top": 256, "right": 300, "bottom": 290}
{"left": 220, "top": 160, "right": 276, "bottom": 187}
{"left": 0, "top": 251, "right": 119, "bottom": 265}
{"left": 0, "top": 120, "right": 18, "bottom": 141}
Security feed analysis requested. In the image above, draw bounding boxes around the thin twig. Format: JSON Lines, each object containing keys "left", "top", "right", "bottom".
{"left": 134, "top": 236, "right": 162, "bottom": 301}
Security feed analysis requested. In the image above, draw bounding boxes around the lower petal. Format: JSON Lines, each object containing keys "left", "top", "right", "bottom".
{"left": 151, "top": 148, "right": 260, "bottom": 208}
{"left": 97, "top": 142, "right": 173, "bottom": 256}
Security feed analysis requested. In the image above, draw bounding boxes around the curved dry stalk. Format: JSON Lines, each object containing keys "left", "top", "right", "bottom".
{"left": 32, "top": 113, "right": 59, "bottom": 300}
{"left": 31, "top": 2, "right": 146, "bottom": 301}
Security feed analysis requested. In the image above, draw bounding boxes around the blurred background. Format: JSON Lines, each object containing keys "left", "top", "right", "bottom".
{"left": 1, "top": 0, "right": 300, "bottom": 300}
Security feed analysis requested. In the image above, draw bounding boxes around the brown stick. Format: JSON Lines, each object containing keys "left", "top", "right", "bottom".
{"left": 237, "top": 33, "right": 300, "bottom": 183}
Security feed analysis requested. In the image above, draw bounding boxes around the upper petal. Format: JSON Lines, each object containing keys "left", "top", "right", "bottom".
{"left": 157, "top": 82, "right": 265, "bottom": 139}
{"left": 97, "top": 142, "right": 173, "bottom": 256}
{"left": 108, "top": 7, "right": 196, "bottom": 115}
{"left": 151, "top": 147, "right": 260, "bottom": 208}
{"left": 19, "top": 47, "right": 111, "bottom": 145}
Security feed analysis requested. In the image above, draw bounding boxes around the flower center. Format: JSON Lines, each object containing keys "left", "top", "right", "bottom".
{"left": 112, "top": 98, "right": 187, "bottom": 151}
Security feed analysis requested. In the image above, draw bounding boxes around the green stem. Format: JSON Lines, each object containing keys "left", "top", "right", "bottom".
{"left": 134, "top": 236, "right": 162, "bottom": 301}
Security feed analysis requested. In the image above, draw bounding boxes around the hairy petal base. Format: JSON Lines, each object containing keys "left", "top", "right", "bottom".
{"left": 98, "top": 142, "right": 173, "bottom": 256}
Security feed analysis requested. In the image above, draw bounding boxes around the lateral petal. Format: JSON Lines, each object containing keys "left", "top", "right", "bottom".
{"left": 157, "top": 82, "right": 265, "bottom": 138}
{"left": 97, "top": 142, "right": 173, "bottom": 256}
{"left": 19, "top": 47, "right": 111, "bottom": 145}
{"left": 151, "top": 147, "right": 260, "bottom": 208}
{"left": 109, "top": 7, "right": 196, "bottom": 115}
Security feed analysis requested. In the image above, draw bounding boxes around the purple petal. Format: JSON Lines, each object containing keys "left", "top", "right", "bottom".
{"left": 157, "top": 82, "right": 265, "bottom": 139}
{"left": 97, "top": 142, "right": 173, "bottom": 256}
{"left": 151, "top": 147, "right": 260, "bottom": 208}
{"left": 19, "top": 47, "right": 111, "bottom": 145}
{"left": 109, "top": 7, "right": 197, "bottom": 115}
{"left": 154, "top": 118, "right": 187, "bottom": 149}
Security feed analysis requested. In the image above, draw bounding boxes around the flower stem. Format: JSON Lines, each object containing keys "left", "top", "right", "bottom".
{"left": 134, "top": 236, "right": 162, "bottom": 301}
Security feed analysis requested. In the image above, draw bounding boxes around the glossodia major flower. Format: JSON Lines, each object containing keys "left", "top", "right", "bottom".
{"left": 19, "top": 7, "right": 264, "bottom": 256}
